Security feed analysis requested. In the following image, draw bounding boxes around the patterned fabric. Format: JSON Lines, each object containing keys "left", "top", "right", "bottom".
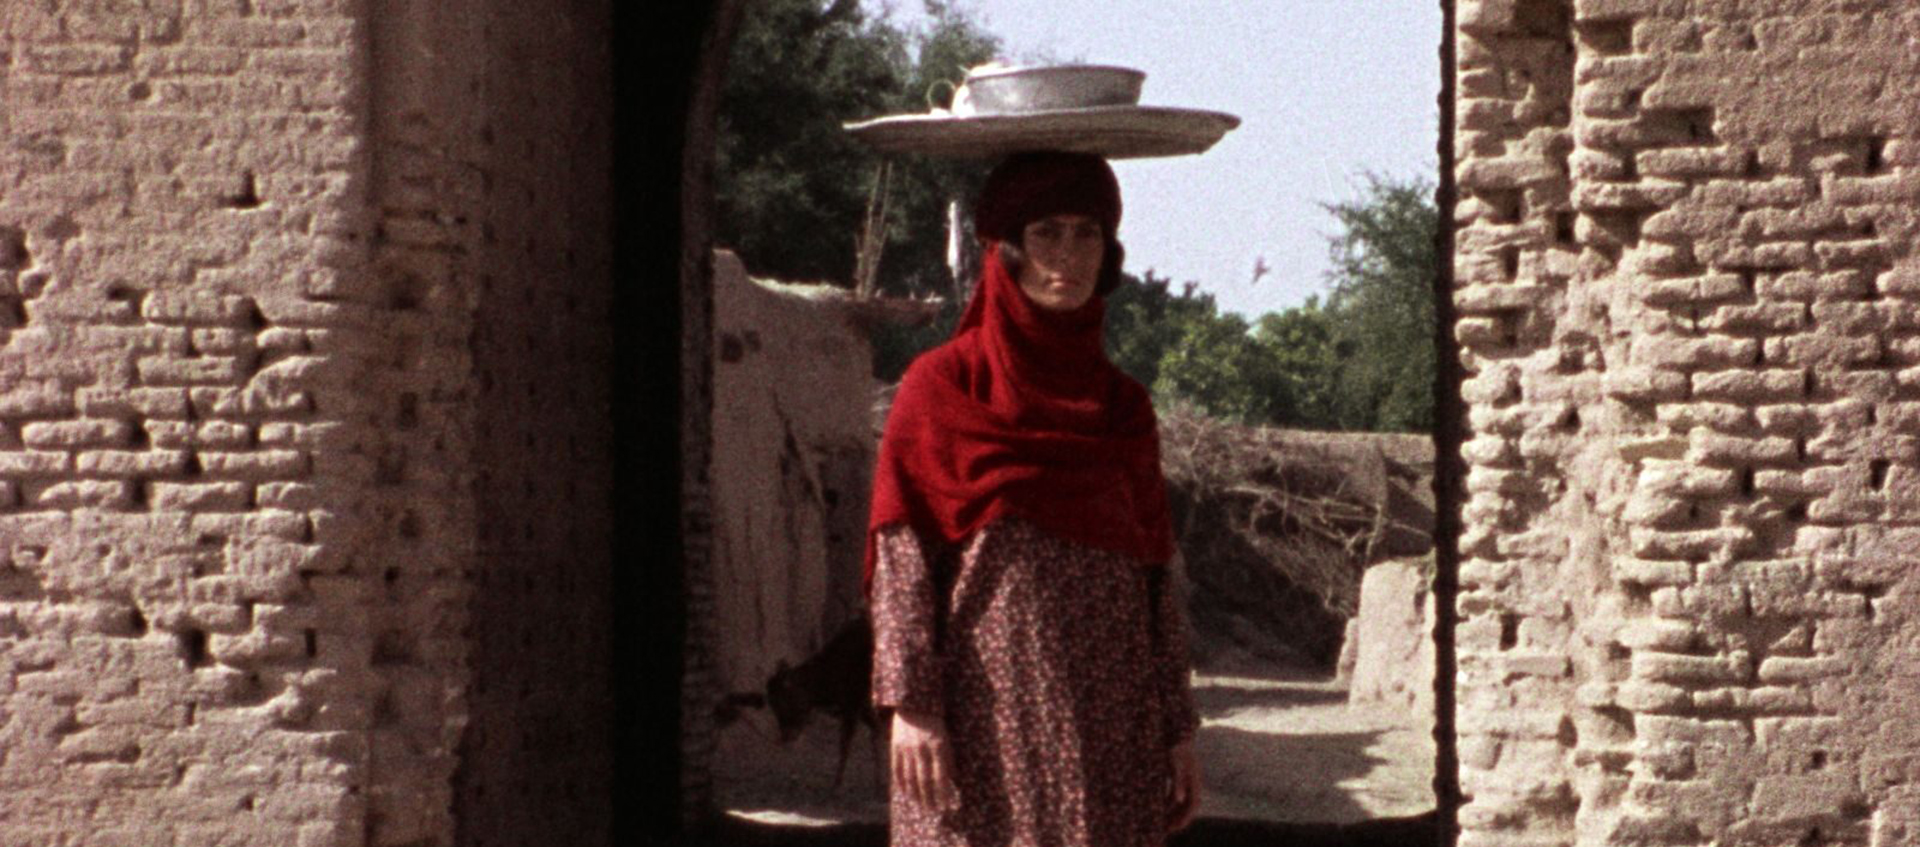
{"left": 871, "top": 518, "right": 1199, "bottom": 847}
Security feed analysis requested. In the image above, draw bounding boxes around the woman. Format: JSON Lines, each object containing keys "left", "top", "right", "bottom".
{"left": 867, "top": 150, "right": 1201, "bottom": 847}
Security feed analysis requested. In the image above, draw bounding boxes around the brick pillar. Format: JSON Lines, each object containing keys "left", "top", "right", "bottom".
{"left": 1452, "top": 1, "right": 1920, "bottom": 845}
{"left": 0, "top": 3, "right": 611, "bottom": 845}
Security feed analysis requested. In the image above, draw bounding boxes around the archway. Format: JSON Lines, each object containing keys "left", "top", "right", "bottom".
{"left": 653, "top": 1, "right": 1464, "bottom": 842}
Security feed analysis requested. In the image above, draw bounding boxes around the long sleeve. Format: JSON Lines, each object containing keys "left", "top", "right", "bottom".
{"left": 870, "top": 524, "right": 945, "bottom": 717}
{"left": 1149, "top": 555, "right": 1200, "bottom": 749}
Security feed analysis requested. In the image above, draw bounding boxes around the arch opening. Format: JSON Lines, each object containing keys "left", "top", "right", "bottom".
{"left": 663, "top": 2, "right": 1465, "bottom": 844}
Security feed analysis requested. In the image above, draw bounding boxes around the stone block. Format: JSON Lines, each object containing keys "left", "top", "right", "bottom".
{"left": 1810, "top": 300, "right": 1897, "bottom": 334}
{"left": 1632, "top": 651, "right": 1750, "bottom": 684}
{"left": 197, "top": 450, "right": 310, "bottom": 479}
{"left": 1690, "top": 370, "right": 1806, "bottom": 404}
{"left": 1757, "top": 269, "right": 1869, "bottom": 301}
{"left": 1701, "top": 302, "right": 1806, "bottom": 334}
{"left": 1457, "top": 283, "right": 1557, "bottom": 314}
{"left": 1571, "top": 179, "right": 1690, "bottom": 211}
{"left": 1633, "top": 335, "right": 1757, "bottom": 371}
{"left": 1605, "top": 813, "right": 1702, "bottom": 845}
{"left": 1638, "top": 147, "right": 1748, "bottom": 178}
{"left": 1346, "top": 559, "right": 1436, "bottom": 715}
{"left": 190, "top": 328, "right": 253, "bottom": 354}
{"left": 1622, "top": 489, "right": 1692, "bottom": 526}
{"left": 1615, "top": 619, "right": 1698, "bottom": 651}
{"left": 1570, "top": 148, "right": 1633, "bottom": 181}
{"left": 151, "top": 482, "right": 253, "bottom": 512}
{"left": 19, "top": 43, "right": 135, "bottom": 75}
{"left": 0, "top": 450, "right": 74, "bottom": 476}
{"left": 1458, "top": 0, "right": 1517, "bottom": 31}
{"left": 1739, "top": 205, "right": 1847, "bottom": 240}
{"left": 0, "top": 381, "right": 76, "bottom": 417}
{"left": 1655, "top": 402, "right": 1754, "bottom": 433}
{"left": 1605, "top": 368, "right": 1690, "bottom": 402}
{"left": 254, "top": 482, "right": 318, "bottom": 510}
{"left": 1574, "top": 0, "right": 1661, "bottom": 19}
{"left": 76, "top": 387, "right": 191, "bottom": 419}
{"left": 1635, "top": 206, "right": 1743, "bottom": 239}
{"left": 193, "top": 422, "right": 256, "bottom": 449}
{"left": 21, "top": 420, "right": 131, "bottom": 450}
{"left": 1686, "top": 430, "right": 1798, "bottom": 465}
{"left": 257, "top": 422, "right": 340, "bottom": 448}
{"left": 1702, "top": 240, "right": 1817, "bottom": 270}
{"left": 141, "top": 292, "right": 257, "bottom": 326}
{"left": 1752, "top": 773, "right": 1862, "bottom": 823}
{"left": 31, "top": 480, "right": 132, "bottom": 510}
{"left": 1815, "top": 238, "right": 1887, "bottom": 269}
{"left": 75, "top": 450, "right": 190, "bottom": 477}
{"left": 136, "top": 354, "right": 242, "bottom": 385}
{"left": 1696, "top": 177, "right": 1815, "bottom": 207}
{"left": 187, "top": 387, "right": 246, "bottom": 418}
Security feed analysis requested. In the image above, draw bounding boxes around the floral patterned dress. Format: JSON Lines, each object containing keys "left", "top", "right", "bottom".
{"left": 870, "top": 516, "right": 1200, "bottom": 847}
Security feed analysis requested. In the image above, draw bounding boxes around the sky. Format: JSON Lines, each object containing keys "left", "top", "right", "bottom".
{"left": 867, "top": 0, "right": 1443, "bottom": 318}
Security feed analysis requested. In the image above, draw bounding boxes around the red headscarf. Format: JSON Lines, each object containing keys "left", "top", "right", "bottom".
{"left": 864, "top": 153, "right": 1176, "bottom": 593}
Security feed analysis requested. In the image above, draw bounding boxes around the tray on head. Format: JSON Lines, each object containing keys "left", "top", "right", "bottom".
{"left": 844, "top": 105, "right": 1240, "bottom": 160}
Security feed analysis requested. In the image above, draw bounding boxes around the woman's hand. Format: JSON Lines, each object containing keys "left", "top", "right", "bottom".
{"left": 1168, "top": 740, "right": 1201, "bottom": 832}
{"left": 891, "top": 708, "right": 960, "bottom": 812}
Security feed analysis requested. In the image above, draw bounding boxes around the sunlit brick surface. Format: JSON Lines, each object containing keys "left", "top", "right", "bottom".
{"left": 1452, "top": 1, "right": 1920, "bottom": 845}
{"left": 0, "top": 4, "right": 609, "bottom": 845}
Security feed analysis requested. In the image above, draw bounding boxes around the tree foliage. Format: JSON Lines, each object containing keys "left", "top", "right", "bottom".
{"left": 717, "top": 0, "right": 909, "bottom": 285}
{"left": 717, "top": 0, "right": 1007, "bottom": 380}
{"left": 717, "top": 0, "right": 998, "bottom": 298}
{"left": 1320, "top": 173, "right": 1438, "bottom": 432}
{"left": 1103, "top": 174, "right": 1437, "bottom": 434}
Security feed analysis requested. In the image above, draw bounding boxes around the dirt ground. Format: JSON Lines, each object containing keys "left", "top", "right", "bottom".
{"left": 714, "top": 660, "right": 1437, "bottom": 831}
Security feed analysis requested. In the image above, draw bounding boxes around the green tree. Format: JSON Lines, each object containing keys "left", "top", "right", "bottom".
{"left": 716, "top": 0, "right": 911, "bottom": 285}
{"left": 1151, "top": 308, "right": 1271, "bottom": 424}
{"left": 715, "top": 0, "right": 1004, "bottom": 379}
{"left": 1104, "top": 270, "right": 1210, "bottom": 390}
{"left": 1251, "top": 300, "right": 1346, "bottom": 429}
{"left": 1102, "top": 173, "right": 1435, "bottom": 433}
{"left": 1319, "top": 173, "right": 1438, "bottom": 432}
{"left": 715, "top": 0, "right": 1004, "bottom": 296}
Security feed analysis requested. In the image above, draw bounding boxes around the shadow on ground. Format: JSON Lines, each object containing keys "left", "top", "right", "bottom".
{"left": 683, "top": 811, "right": 1443, "bottom": 846}
{"left": 710, "top": 665, "right": 1438, "bottom": 836}
{"left": 1192, "top": 680, "right": 1348, "bottom": 711}
{"left": 1196, "top": 725, "right": 1384, "bottom": 823}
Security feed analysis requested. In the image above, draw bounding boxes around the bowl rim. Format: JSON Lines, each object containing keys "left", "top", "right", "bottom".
{"left": 962, "top": 63, "right": 1146, "bottom": 84}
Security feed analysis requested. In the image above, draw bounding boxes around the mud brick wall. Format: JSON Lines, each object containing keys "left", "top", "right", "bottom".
{"left": 708, "top": 252, "right": 874, "bottom": 698}
{"left": 0, "top": 3, "right": 609, "bottom": 846}
{"left": 366, "top": 5, "right": 613, "bottom": 847}
{"left": 1452, "top": 1, "right": 1920, "bottom": 845}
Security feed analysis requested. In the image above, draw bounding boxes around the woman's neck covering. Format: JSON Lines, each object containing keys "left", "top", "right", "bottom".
{"left": 865, "top": 229, "right": 1176, "bottom": 594}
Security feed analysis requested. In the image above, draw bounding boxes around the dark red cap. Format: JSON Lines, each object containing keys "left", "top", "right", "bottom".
{"left": 973, "top": 151, "right": 1121, "bottom": 243}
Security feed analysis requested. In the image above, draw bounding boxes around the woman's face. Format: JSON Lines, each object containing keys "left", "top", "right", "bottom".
{"left": 1015, "top": 214, "right": 1104, "bottom": 312}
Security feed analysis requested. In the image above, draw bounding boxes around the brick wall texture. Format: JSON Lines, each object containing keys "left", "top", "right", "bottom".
{"left": 1453, "top": 1, "right": 1920, "bottom": 845}
{"left": 0, "top": 3, "right": 609, "bottom": 846}
{"left": 12, "top": 0, "right": 1920, "bottom": 844}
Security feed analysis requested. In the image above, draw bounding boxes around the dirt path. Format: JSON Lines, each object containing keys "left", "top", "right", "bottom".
{"left": 1186, "top": 670, "right": 1435, "bottom": 824}
{"left": 715, "top": 664, "right": 1436, "bottom": 828}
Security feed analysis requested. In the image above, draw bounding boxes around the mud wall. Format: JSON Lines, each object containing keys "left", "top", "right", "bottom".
{"left": 1345, "top": 558, "right": 1438, "bottom": 716}
{"left": 1452, "top": 1, "right": 1920, "bottom": 844}
{"left": 0, "top": 3, "right": 610, "bottom": 845}
{"left": 371, "top": 5, "right": 615, "bottom": 847}
{"left": 708, "top": 251, "right": 872, "bottom": 698}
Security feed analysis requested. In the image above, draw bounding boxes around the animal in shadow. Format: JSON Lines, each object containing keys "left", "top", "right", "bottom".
{"left": 764, "top": 613, "right": 885, "bottom": 795}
